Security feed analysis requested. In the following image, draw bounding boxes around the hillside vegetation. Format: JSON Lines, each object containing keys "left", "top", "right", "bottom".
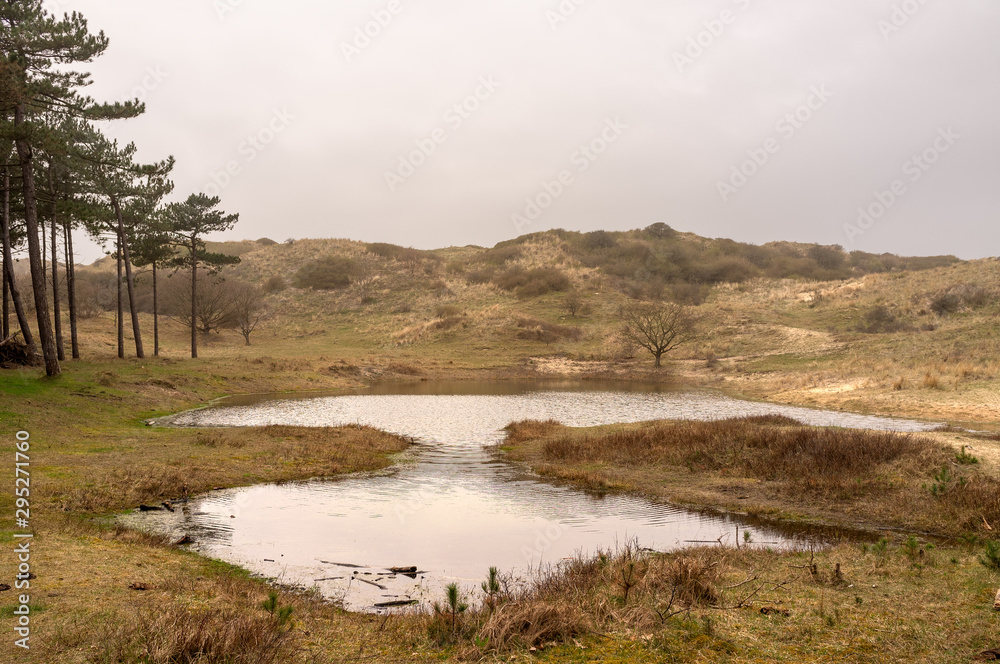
{"left": 63, "top": 226, "right": 999, "bottom": 425}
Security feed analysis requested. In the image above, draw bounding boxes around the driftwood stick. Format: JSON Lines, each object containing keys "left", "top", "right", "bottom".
{"left": 356, "top": 577, "right": 387, "bottom": 590}
{"left": 374, "top": 599, "right": 418, "bottom": 609}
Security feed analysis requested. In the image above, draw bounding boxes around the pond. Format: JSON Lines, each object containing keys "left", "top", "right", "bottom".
{"left": 127, "top": 382, "right": 939, "bottom": 612}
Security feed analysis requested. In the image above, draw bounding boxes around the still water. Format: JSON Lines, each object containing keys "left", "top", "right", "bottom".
{"left": 129, "top": 383, "right": 938, "bottom": 611}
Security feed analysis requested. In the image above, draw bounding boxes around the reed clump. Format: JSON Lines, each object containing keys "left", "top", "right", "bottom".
{"left": 451, "top": 543, "right": 726, "bottom": 656}
{"left": 83, "top": 605, "right": 293, "bottom": 664}
{"left": 535, "top": 416, "right": 936, "bottom": 496}
{"left": 502, "top": 416, "right": 1000, "bottom": 537}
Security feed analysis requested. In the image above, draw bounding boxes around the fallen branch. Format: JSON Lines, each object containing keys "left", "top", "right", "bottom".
{"left": 723, "top": 572, "right": 759, "bottom": 590}
{"left": 711, "top": 579, "right": 792, "bottom": 610}
{"left": 374, "top": 599, "right": 418, "bottom": 608}
{"left": 355, "top": 577, "right": 387, "bottom": 590}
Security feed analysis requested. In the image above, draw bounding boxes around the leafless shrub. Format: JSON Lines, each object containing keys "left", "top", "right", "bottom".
{"left": 262, "top": 274, "right": 286, "bottom": 294}
{"left": 464, "top": 268, "right": 494, "bottom": 285}
{"left": 293, "top": 255, "right": 360, "bottom": 290}
{"left": 930, "top": 284, "right": 994, "bottom": 316}
{"left": 230, "top": 282, "right": 268, "bottom": 345}
{"left": 494, "top": 266, "right": 571, "bottom": 298}
{"left": 855, "top": 305, "right": 911, "bottom": 333}
{"left": 162, "top": 271, "right": 240, "bottom": 335}
{"left": 564, "top": 291, "right": 591, "bottom": 317}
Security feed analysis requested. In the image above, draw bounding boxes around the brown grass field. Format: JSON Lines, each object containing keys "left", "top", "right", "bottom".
{"left": 498, "top": 416, "right": 1000, "bottom": 539}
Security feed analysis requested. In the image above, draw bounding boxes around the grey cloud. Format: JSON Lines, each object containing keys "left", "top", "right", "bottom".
{"left": 65, "top": 0, "right": 998, "bottom": 261}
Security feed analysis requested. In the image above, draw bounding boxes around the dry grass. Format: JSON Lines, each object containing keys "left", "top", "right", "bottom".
{"left": 476, "top": 599, "right": 590, "bottom": 653}
{"left": 28, "top": 520, "right": 434, "bottom": 664}
{"left": 518, "top": 416, "right": 937, "bottom": 498}
{"left": 45, "top": 425, "right": 412, "bottom": 513}
{"left": 85, "top": 605, "right": 292, "bottom": 664}
{"left": 501, "top": 417, "right": 1000, "bottom": 537}
{"left": 420, "top": 540, "right": 1000, "bottom": 662}
{"left": 687, "top": 258, "right": 1000, "bottom": 423}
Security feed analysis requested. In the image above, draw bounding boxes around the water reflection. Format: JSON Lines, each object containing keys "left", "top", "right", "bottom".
{"left": 132, "top": 386, "right": 938, "bottom": 612}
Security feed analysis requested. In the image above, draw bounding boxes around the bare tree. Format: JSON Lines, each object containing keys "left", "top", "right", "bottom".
{"left": 230, "top": 281, "right": 267, "bottom": 345}
{"left": 163, "top": 270, "right": 238, "bottom": 336}
{"left": 564, "top": 291, "right": 590, "bottom": 318}
{"left": 620, "top": 301, "right": 691, "bottom": 368}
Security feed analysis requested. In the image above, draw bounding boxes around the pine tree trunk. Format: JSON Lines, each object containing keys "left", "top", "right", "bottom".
{"left": 1, "top": 162, "right": 34, "bottom": 351}
{"left": 13, "top": 104, "right": 59, "bottom": 376}
{"left": 190, "top": 237, "right": 198, "bottom": 359}
{"left": 1, "top": 161, "right": 8, "bottom": 340}
{"left": 2, "top": 269, "right": 33, "bottom": 351}
{"left": 49, "top": 174, "right": 65, "bottom": 360}
{"left": 112, "top": 197, "right": 144, "bottom": 358}
{"left": 116, "top": 238, "right": 124, "bottom": 359}
{"left": 152, "top": 261, "right": 159, "bottom": 357}
{"left": 2, "top": 248, "right": 7, "bottom": 339}
{"left": 63, "top": 218, "right": 79, "bottom": 359}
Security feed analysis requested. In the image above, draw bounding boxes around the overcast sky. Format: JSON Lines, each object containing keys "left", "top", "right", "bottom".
{"left": 50, "top": 0, "right": 1000, "bottom": 262}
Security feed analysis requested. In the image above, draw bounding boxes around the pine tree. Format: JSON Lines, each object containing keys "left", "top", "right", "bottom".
{"left": 1, "top": 1, "right": 143, "bottom": 375}
{"left": 163, "top": 194, "right": 239, "bottom": 359}
{"left": 78, "top": 130, "right": 172, "bottom": 359}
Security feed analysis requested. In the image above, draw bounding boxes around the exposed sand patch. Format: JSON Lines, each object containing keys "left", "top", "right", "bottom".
{"left": 807, "top": 380, "right": 872, "bottom": 394}
{"left": 528, "top": 356, "right": 615, "bottom": 375}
